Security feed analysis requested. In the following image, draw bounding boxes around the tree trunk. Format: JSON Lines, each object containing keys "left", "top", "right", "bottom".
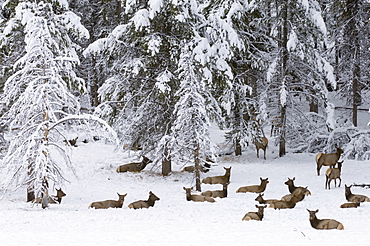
{"left": 162, "top": 147, "right": 171, "bottom": 176}
{"left": 235, "top": 137, "right": 242, "bottom": 156}
{"left": 194, "top": 147, "right": 201, "bottom": 192}
{"left": 278, "top": 1, "right": 289, "bottom": 157}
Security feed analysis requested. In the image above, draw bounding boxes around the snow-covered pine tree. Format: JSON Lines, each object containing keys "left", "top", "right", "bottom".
{"left": 0, "top": 0, "right": 117, "bottom": 207}
{"left": 325, "top": 0, "right": 370, "bottom": 127}
{"left": 199, "top": 0, "right": 272, "bottom": 155}
{"left": 263, "top": 0, "right": 335, "bottom": 155}
{"left": 169, "top": 47, "right": 213, "bottom": 191}
{"left": 88, "top": 0, "right": 210, "bottom": 175}
{"left": 69, "top": 0, "right": 123, "bottom": 107}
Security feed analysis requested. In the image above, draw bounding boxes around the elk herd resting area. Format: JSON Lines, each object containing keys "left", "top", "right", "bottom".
{"left": 1, "top": 141, "right": 370, "bottom": 245}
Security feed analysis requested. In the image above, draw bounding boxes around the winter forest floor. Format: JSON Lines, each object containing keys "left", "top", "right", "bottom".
{"left": 1, "top": 138, "right": 370, "bottom": 246}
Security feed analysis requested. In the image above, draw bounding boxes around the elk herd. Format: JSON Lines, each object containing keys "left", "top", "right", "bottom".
{"left": 35, "top": 139, "right": 369, "bottom": 231}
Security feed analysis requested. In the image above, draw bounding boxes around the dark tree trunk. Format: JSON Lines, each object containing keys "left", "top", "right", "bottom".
{"left": 162, "top": 147, "right": 171, "bottom": 176}
{"left": 194, "top": 147, "right": 201, "bottom": 192}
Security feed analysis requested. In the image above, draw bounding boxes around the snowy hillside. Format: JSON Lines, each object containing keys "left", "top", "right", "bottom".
{"left": 0, "top": 140, "right": 370, "bottom": 246}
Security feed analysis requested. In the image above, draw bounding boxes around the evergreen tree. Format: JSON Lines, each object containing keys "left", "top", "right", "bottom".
{"left": 0, "top": 0, "right": 117, "bottom": 206}
{"left": 169, "top": 48, "right": 213, "bottom": 191}
{"left": 326, "top": 0, "right": 370, "bottom": 127}
{"left": 263, "top": 0, "right": 334, "bottom": 155}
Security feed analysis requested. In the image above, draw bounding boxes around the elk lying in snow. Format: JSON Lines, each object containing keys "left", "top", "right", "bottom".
{"left": 89, "top": 193, "right": 127, "bottom": 209}
{"left": 345, "top": 184, "right": 370, "bottom": 202}
{"left": 281, "top": 187, "right": 311, "bottom": 203}
{"left": 242, "top": 205, "right": 267, "bottom": 221}
{"left": 307, "top": 209, "right": 344, "bottom": 230}
{"left": 315, "top": 147, "right": 343, "bottom": 175}
{"left": 340, "top": 202, "right": 360, "bottom": 208}
{"left": 255, "top": 193, "right": 278, "bottom": 205}
{"left": 183, "top": 187, "right": 216, "bottom": 202}
{"left": 181, "top": 163, "right": 211, "bottom": 173}
{"left": 63, "top": 137, "right": 78, "bottom": 147}
{"left": 33, "top": 188, "right": 66, "bottom": 204}
{"left": 201, "top": 182, "right": 229, "bottom": 198}
{"left": 116, "top": 156, "right": 152, "bottom": 173}
{"left": 236, "top": 177, "right": 269, "bottom": 193}
{"left": 269, "top": 188, "right": 310, "bottom": 210}
{"left": 202, "top": 167, "right": 231, "bottom": 184}
{"left": 325, "top": 161, "right": 343, "bottom": 189}
{"left": 253, "top": 137, "right": 268, "bottom": 160}
{"left": 284, "top": 177, "right": 311, "bottom": 195}
{"left": 128, "top": 191, "right": 160, "bottom": 209}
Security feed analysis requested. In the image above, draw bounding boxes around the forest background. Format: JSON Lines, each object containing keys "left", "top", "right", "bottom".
{"left": 0, "top": 0, "right": 369, "bottom": 202}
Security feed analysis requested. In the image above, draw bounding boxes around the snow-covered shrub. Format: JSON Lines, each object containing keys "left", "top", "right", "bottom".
{"left": 344, "top": 130, "right": 370, "bottom": 160}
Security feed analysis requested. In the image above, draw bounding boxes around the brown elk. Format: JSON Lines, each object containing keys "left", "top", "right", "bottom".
{"left": 89, "top": 193, "right": 127, "bottom": 209}
{"left": 281, "top": 187, "right": 311, "bottom": 203}
{"left": 201, "top": 182, "right": 229, "bottom": 198}
{"left": 128, "top": 191, "right": 160, "bottom": 209}
{"left": 202, "top": 167, "right": 231, "bottom": 184}
{"left": 325, "top": 161, "right": 343, "bottom": 189}
{"left": 345, "top": 185, "right": 370, "bottom": 202}
{"left": 181, "top": 163, "right": 211, "bottom": 173}
{"left": 315, "top": 147, "right": 343, "bottom": 175}
{"left": 116, "top": 156, "right": 152, "bottom": 173}
{"left": 255, "top": 193, "right": 278, "bottom": 205}
{"left": 63, "top": 137, "right": 78, "bottom": 147}
{"left": 33, "top": 188, "right": 66, "bottom": 204}
{"left": 284, "top": 177, "right": 311, "bottom": 195}
{"left": 183, "top": 187, "right": 216, "bottom": 202}
{"left": 253, "top": 137, "right": 268, "bottom": 159}
{"left": 236, "top": 177, "right": 269, "bottom": 193}
{"left": 242, "top": 205, "right": 267, "bottom": 221}
{"left": 269, "top": 188, "right": 310, "bottom": 210}
{"left": 307, "top": 209, "right": 344, "bottom": 230}
{"left": 340, "top": 202, "right": 360, "bottom": 208}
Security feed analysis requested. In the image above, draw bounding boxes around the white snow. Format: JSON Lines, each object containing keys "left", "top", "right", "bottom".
{"left": 1, "top": 139, "right": 370, "bottom": 245}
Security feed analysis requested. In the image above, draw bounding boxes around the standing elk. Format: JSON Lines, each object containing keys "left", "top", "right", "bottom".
{"left": 236, "top": 177, "right": 269, "bottom": 193}
{"left": 325, "top": 161, "right": 343, "bottom": 189}
{"left": 242, "top": 205, "right": 267, "bottom": 221}
{"left": 89, "top": 193, "right": 127, "bottom": 209}
{"left": 307, "top": 209, "right": 344, "bottom": 230}
{"left": 253, "top": 137, "right": 268, "bottom": 160}
{"left": 315, "top": 147, "right": 343, "bottom": 175}
{"left": 201, "top": 182, "right": 229, "bottom": 198}
{"left": 116, "top": 156, "right": 152, "bottom": 173}
{"left": 183, "top": 187, "right": 216, "bottom": 202}
{"left": 202, "top": 167, "right": 231, "bottom": 184}
{"left": 128, "top": 191, "right": 160, "bottom": 209}
{"left": 345, "top": 184, "right": 370, "bottom": 202}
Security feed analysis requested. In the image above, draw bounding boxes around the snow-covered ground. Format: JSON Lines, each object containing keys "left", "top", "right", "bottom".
{"left": 1, "top": 140, "right": 370, "bottom": 246}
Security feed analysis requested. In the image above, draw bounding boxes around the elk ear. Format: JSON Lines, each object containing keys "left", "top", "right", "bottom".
{"left": 292, "top": 177, "right": 295, "bottom": 181}
{"left": 315, "top": 209, "right": 319, "bottom": 213}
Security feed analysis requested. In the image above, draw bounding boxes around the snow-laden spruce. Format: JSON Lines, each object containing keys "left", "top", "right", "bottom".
{"left": 0, "top": 1, "right": 117, "bottom": 207}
